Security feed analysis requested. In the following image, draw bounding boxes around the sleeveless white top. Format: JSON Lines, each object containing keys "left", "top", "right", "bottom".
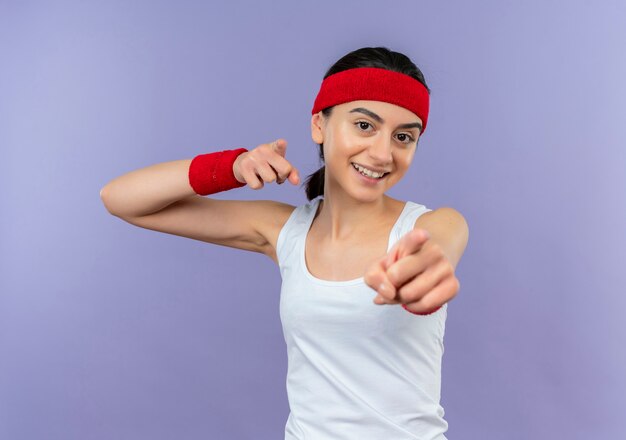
{"left": 276, "top": 196, "right": 449, "bottom": 440}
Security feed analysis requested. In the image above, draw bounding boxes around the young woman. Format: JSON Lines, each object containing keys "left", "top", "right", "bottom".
{"left": 101, "top": 46, "right": 469, "bottom": 440}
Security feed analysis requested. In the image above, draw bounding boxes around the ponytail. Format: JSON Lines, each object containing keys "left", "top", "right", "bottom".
{"left": 304, "top": 141, "right": 325, "bottom": 201}
{"left": 304, "top": 165, "right": 325, "bottom": 201}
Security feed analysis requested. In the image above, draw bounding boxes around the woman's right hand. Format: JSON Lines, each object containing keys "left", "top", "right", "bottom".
{"left": 233, "top": 139, "right": 301, "bottom": 189}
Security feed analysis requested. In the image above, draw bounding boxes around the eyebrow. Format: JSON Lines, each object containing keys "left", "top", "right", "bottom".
{"left": 348, "top": 107, "right": 423, "bottom": 132}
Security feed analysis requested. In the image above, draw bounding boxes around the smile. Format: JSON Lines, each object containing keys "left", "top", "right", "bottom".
{"left": 351, "top": 163, "right": 389, "bottom": 179}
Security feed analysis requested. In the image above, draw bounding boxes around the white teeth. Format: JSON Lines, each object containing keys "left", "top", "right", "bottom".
{"left": 352, "top": 163, "right": 386, "bottom": 179}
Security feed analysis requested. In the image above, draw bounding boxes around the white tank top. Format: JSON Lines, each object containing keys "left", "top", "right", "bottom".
{"left": 276, "top": 195, "right": 449, "bottom": 440}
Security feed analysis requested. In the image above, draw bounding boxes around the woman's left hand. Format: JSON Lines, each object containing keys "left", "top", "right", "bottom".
{"left": 363, "top": 228, "right": 460, "bottom": 314}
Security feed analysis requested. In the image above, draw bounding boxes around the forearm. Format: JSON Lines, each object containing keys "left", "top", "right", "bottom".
{"left": 100, "top": 159, "right": 195, "bottom": 218}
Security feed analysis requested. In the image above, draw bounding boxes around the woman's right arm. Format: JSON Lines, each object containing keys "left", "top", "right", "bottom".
{"left": 100, "top": 158, "right": 197, "bottom": 218}
{"left": 99, "top": 140, "right": 299, "bottom": 262}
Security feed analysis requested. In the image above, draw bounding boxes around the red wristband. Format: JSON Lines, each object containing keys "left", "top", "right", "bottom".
{"left": 188, "top": 148, "right": 248, "bottom": 196}
{"left": 402, "top": 303, "right": 442, "bottom": 316}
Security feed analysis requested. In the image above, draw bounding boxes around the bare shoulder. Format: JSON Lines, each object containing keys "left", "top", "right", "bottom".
{"left": 414, "top": 206, "right": 469, "bottom": 269}
{"left": 416, "top": 206, "right": 467, "bottom": 229}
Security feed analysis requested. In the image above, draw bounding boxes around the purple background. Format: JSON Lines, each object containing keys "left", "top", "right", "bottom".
{"left": 1, "top": 1, "right": 625, "bottom": 439}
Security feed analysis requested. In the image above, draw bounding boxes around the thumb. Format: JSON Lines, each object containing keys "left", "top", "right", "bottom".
{"left": 288, "top": 167, "right": 300, "bottom": 186}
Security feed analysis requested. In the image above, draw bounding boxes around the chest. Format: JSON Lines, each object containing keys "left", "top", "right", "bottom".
{"left": 304, "top": 229, "right": 390, "bottom": 282}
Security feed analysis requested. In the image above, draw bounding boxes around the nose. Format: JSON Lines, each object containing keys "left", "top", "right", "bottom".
{"left": 367, "top": 135, "right": 393, "bottom": 166}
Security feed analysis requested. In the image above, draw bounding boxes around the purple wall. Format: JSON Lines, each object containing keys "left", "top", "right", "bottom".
{"left": 1, "top": 1, "right": 625, "bottom": 439}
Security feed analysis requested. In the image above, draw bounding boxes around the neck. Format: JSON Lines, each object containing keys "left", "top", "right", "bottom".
{"left": 315, "top": 182, "right": 391, "bottom": 242}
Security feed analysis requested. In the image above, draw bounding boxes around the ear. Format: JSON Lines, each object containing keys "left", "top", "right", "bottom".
{"left": 311, "top": 112, "right": 325, "bottom": 144}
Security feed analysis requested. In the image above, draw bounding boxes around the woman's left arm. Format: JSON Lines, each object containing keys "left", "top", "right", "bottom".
{"left": 415, "top": 207, "right": 469, "bottom": 271}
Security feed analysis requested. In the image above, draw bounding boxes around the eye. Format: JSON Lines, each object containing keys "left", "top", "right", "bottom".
{"left": 355, "top": 120, "right": 373, "bottom": 132}
{"left": 396, "top": 133, "right": 416, "bottom": 144}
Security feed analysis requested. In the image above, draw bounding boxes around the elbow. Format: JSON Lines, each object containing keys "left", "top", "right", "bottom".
{"left": 99, "top": 185, "right": 119, "bottom": 216}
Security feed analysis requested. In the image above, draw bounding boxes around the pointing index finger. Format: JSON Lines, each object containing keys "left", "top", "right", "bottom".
{"left": 391, "top": 228, "right": 431, "bottom": 260}
{"left": 272, "top": 138, "right": 287, "bottom": 157}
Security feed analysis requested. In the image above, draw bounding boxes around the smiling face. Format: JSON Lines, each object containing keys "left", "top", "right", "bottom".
{"left": 311, "top": 100, "right": 423, "bottom": 203}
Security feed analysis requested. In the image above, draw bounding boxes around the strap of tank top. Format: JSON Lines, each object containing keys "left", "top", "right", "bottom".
{"left": 276, "top": 197, "right": 322, "bottom": 268}
{"left": 389, "top": 202, "right": 432, "bottom": 251}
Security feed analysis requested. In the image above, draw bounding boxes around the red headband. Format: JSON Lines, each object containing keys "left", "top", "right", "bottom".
{"left": 311, "top": 67, "right": 430, "bottom": 133}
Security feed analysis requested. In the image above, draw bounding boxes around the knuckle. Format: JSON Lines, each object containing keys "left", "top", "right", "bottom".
{"left": 432, "top": 261, "right": 446, "bottom": 279}
{"left": 428, "top": 243, "right": 443, "bottom": 259}
{"left": 260, "top": 167, "right": 274, "bottom": 180}
{"left": 279, "top": 161, "right": 293, "bottom": 176}
{"left": 441, "top": 277, "right": 458, "bottom": 299}
{"left": 420, "top": 270, "right": 433, "bottom": 287}
{"left": 452, "top": 276, "right": 461, "bottom": 293}
{"left": 254, "top": 149, "right": 268, "bottom": 160}
{"left": 242, "top": 161, "right": 254, "bottom": 173}
{"left": 363, "top": 268, "right": 379, "bottom": 286}
{"left": 420, "top": 296, "right": 436, "bottom": 310}
{"left": 246, "top": 155, "right": 260, "bottom": 168}
{"left": 397, "top": 284, "right": 415, "bottom": 300}
{"left": 386, "top": 267, "right": 399, "bottom": 284}
{"left": 270, "top": 156, "right": 288, "bottom": 173}
{"left": 240, "top": 170, "right": 251, "bottom": 183}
